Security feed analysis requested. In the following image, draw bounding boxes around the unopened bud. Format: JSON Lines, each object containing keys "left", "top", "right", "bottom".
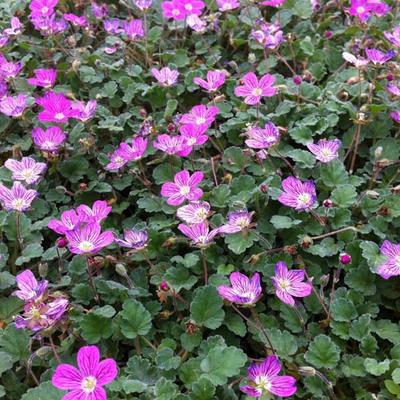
{"left": 38, "top": 263, "right": 48, "bottom": 277}
{"left": 298, "top": 366, "right": 316, "bottom": 377}
{"left": 374, "top": 146, "right": 383, "bottom": 159}
{"left": 339, "top": 253, "right": 352, "bottom": 265}
{"left": 115, "top": 263, "right": 128, "bottom": 277}
{"left": 319, "top": 274, "right": 330, "bottom": 287}
{"left": 36, "top": 346, "right": 52, "bottom": 358}
{"left": 391, "top": 184, "right": 400, "bottom": 194}
{"left": 139, "top": 108, "right": 147, "bottom": 117}
{"left": 324, "top": 31, "right": 333, "bottom": 39}
{"left": 301, "top": 236, "right": 313, "bottom": 248}
{"left": 387, "top": 73, "right": 394, "bottom": 81}
{"left": 213, "top": 94, "right": 226, "bottom": 103}
{"left": 79, "top": 183, "right": 88, "bottom": 191}
{"left": 259, "top": 183, "right": 268, "bottom": 193}
{"left": 323, "top": 199, "right": 333, "bottom": 208}
{"left": 284, "top": 245, "right": 297, "bottom": 255}
{"left": 167, "top": 123, "right": 175, "bottom": 132}
{"left": 56, "top": 237, "right": 68, "bottom": 248}
{"left": 160, "top": 281, "right": 169, "bottom": 291}
{"left": 365, "top": 190, "right": 380, "bottom": 199}
{"left": 72, "top": 59, "right": 81, "bottom": 72}
{"left": 293, "top": 75, "right": 302, "bottom": 85}
{"left": 248, "top": 53, "right": 256, "bottom": 63}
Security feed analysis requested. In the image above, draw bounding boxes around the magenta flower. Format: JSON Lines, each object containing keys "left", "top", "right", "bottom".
{"left": 32, "top": 126, "right": 67, "bottom": 153}
{"left": 368, "top": 0, "right": 391, "bottom": 16}
{"left": 252, "top": 22, "right": 284, "bottom": 50}
{"left": 29, "top": 0, "right": 58, "bottom": 18}
{"left": 376, "top": 240, "right": 400, "bottom": 279}
{"left": 77, "top": 200, "right": 112, "bottom": 224}
{"left": 245, "top": 122, "right": 280, "bottom": 149}
{"left": 385, "top": 26, "right": 400, "bottom": 47}
{"left": 12, "top": 270, "right": 48, "bottom": 302}
{"left": 123, "top": 19, "right": 144, "bottom": 40}
{"left": 63, "top": 13, "right": 88, "bottom": 27}
{"left": 177, "top": 201, "right": 210, "bottom": 224}
{"left": 0, "top": 80, "right": 7, "bottom": 99}
{"left": 27, "top": 68, "right": 57, "bottom": 88}
{"left": 36, "top": 91, "right": 77, "bottom": 123}
{"left": 186, "top": 15, "right": 207, "bottom": 32}
{"left": 240, "top": 356, "right": 297, "bottom": 398}
{"left": 4, "top": 157, "right": 47, "bottom": 185}
{"left": 342, "top": 52, "right": 369, "bottom": 68}
{"left": 387, "top": 83, "right": 400, "bottom": 96}
{"left": 0, "top": 94, "right": 27, "bottom": 117}
{"left": 178, "top": 222, "right": 219, "bottom": 246}
{"left": 260, "top": 0, "right": 286, "bottom": 6}
{"left": 161, "top": 170, "right": 204, "bottom": 206}
{"left": 0, "top": 35, "right": 9, "bottom": 48}
{"left": 179, "top": 124, "right": 208, "bottom": 148}
{"left": 234, "top": 72, "right": 276, "bottom": 105}
{"left": 219, "top": 210, "right": 254, "bottom": 234}
{"left": 52, "top": 345, "right": 118, "bottom": 400}
{"left": 92, "top": 2, "right": 109, "bottom": 19}
{"left": 390, "top": 111, "right": 400, "bottom": 123}
{"left": 278, "top": 176, "right": 317, "bottom": 211}
{"left": 346, "top": 0, "right": 374, "bottom": 21}
{"left": 0, "top": 181, "right": 37, "bottom": 212}
{"left": 48, "top": 209, "right": 83, "bottom": 235}
{"left": 31, "top": 14, "right": 68, "bottom": 36}
{"left": 365, "top": 48, "right": 395, "bottom": 65}
{"left": 15, "top": 297, "right": 69, "bottom": 331}
{"left": 307, "top": 138, "right": 341, "bottom": 163}
{"left": 217, "top": 272, "right": 261, "bottom": 305}
{"left": 151, "top": 67, "right": 179, "bottom": 87}
{"left": 216, "top": 0, "right": 240, "bottom": 11}
{"left": 0, "top": 59, "right": 23, "bottom": 80}
{"left": 179, "top": 0, "right": 205, "bottom": 15}
{"left": 179, "top": 104, "right": 219, "bottom": 131}
{"left": 103, "top": 18, "right": 124, "bottom": 34}
{"left": 161, "top": 0, "right": 187, "bottom": 20}
{"left": 193, "top": 70, "right": 226, "bottom": 92}
{"left": 135, "top": 0, "right": 153, "bottom": 10}
{"left": 3, "top": 17, "right": 23, "bottom": 36}
{"left": 72, "top": 100, "right": 97, "bottom": 122}
{"left": 106, "top": 137, "right": 148, "bottom": 171}
{"left": 271, "top": 261, "right": 312, "bottom": 306}
{"left": 66, "top": 222, "right": 114, "bottom": 255}
{"left": 115, "top": 228, "right": 149, "bottom": 250}
{"left": 153, "top": 134, "right": 191, "bottom": 156}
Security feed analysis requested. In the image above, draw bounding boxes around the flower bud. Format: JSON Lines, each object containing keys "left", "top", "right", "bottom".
{"left": 160, "top": 281, "right": 169, "bottom": 291}
{"left": 298, "top": 366, "right": 316, "bottom": 377}
{"left": 374, "top": 146, "right": 383, "bottom": 159}
{"left": 301, "top": 236, "right": 313, "bottom": 248}
{"left": 248, "top": 53, "right": 256, "bottom": 64}
{"left": 79, "top": 182, "right": 88, "bottom": 191}
{"left": 36, "top": 346, "right": 52, "bottom": 358}
{"left": 167, "top": 123, "right": 175, "bottom": 132}
{"left": 139, "top": 108, "right": 147, "bottom": 117}
{"left": 293, "top": 75, "right": 302, "bottom": 85}
{"left": 391, "top": 184, "right": 400, "bottom": 194}
{"left": 339, "top": 253, "right": 352, "bottom": 265}
{"left": 38, "top": 263, "right": 48, "bottom": 277}
{"left": 387, "top": 73, "right": 394, "bottom": 81}
{"left": 365, "top": 190, "right": 380, "bottom": 199}
{"left": 115, "top": 263, "right": 128, "bottom": 277}
{"left": 323, "top": 199, "right": 333, "bottom": 208}
{"left": 324, "top": 31, "right": 333, "bottom": 39}
{"left": 56, "top": 237, "right": 68, "bottom": 248}
{"left": 319, "top": 274, "right": 330, "bottom": 287}
{"left": 259, "top": 183, "right": 268, "bottom": 193}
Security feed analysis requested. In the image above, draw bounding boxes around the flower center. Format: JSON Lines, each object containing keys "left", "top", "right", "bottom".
{"left": 252, "top": 87, "right": 263, "bottom": 96}
{"left": 298, "top": 193, "right": 311, "bottom": 205}
{"left": 195, "top": 208, "right": 207, "bottom": 220}
{"left": 81, "top": 376, "right": 97, "bottom": 393}
{"left": 185, "top": 4, "right": 193, "bottom": 10}
{"left": 195, "top": 116, "right": 206, "bottom": 125}
{"left": 41, "top": 6, "right": 49, "bottom": 14}
{"left": 42, "top": 140, "right": 54, "bottom": 149}
{"left": 172, "top": 9, "right": 180, "bottom": 15}
{"left": 255, "top": 376, "right": 272, "bottom": 392}
{"left": 187, "top": 137, "right": 197, "bottom": 145}
{"left": 22, "top": 169, "right": 34, "bottom": 180}
{"left": 356, "top": 6, "right": 365, "bottom": 13}
{"left": 55, "top": 112, "right": 65, "bottom": 121}
{"left": 278, "top": 278, "right": 291, "bottom": 290}
{"left": 197, "top": 235, "right": 207, "bottom": 243}
{"left": 236, "top": 217, "right": 249, "bottom": 228}
{"left": 114, "top": 156, "right": 125, "bottom": 166}
{"left": 180, "top": 186, "right": 191, "bottom": 196}
{"left": 29, "top": 306, "right": 42, "bottom": 319}
{"left": 321, "top": 148, "right": 333, "bottom": 158}
{"left": 11, "top": 198, "right": 25, "bottom": 211}
{"left": 78, "top": 241, "right": 94, "bottom": 252}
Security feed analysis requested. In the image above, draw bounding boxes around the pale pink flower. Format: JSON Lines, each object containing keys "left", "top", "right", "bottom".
{"left": 151, "top": 67, "right": 179, "bottom": 87}
{"left": 193, "top": 70, "right": 226, "bottom": 92}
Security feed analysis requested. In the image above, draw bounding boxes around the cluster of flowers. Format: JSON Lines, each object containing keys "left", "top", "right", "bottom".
{"left": 0, "top": 17, "right": 23, "bottom": 48}
{"left": 346, "top": 0, "right": 391, "bottom": 22}
{"left": 12, "top": 269, "right": 68, "bottom": 332}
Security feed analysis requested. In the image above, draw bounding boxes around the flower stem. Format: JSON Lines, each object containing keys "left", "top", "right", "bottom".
{"left": 201, "top": 249, "right": 208, "bottom": 285}
{"left": 49, "top": 336, "right": 61, "bottom": 364}
{"left": 15, "top": 211, "right": 23, "bottom": 251}
{"left": 86, "top": 257, "right": 100, "bottom": 304}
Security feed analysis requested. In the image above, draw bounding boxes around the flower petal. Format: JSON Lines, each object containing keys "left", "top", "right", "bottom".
{"left": 77, "top": 345, "right": 100, "bottom": 376}
{"left": 52, "top": 364, "right": 82, "bottom": 390}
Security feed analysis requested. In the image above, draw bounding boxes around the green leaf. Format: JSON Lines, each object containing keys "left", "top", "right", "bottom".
{"left": 164, "top": 99, "right": 178, "bottom": 118}
{"left": 268, "top": 328, "right": 298, "bottom": 360}
{"left": 191, "top": 377, "right": 216, "bottom": 400}
{"left": 165, "top": 267, "right": 198, "bottom": 292}
{"left": 319, "top": 160, "right": 348, "bottom": 187}
{"left": 120, "top": 299, "right": 152, "bottom": 339}
{"left": 0, "top": 351, "right": 13, "bottom": 376}
{"left": 80, "top": 314, "right": 113, "bottom": 344}
{"left": 331, "top": 185, "right": 357, "bottom": 208}
{"left": 224, "top": 313, "right": 246, "bottom": 337}
{"left": 392, "top": 368, "right": 400, "bottom": 385}
{"left": 224, "top": 231, "right": 256, "bottom": 254}
{"left": 305, "top": 334, "right": 341, "bottom": 369}
{"left": 0, "top": 324, "right": 30, "bottom": 361}
{"left": 330, "top": 298, "right": 358, "bottom": 322}
{"left": 154, "top": 377, "right": 179, "bottom": 400}
{"left": 15, "top": 243, "right": 43, "bottom": 266}
{"left": 190, "top": 286, "right": 225, "bottom": 329}
{"left": 349, "top": 314, "right": 371, "bottom": 341}
{"left": 270, "top": 215, "right": 302, "bottom": 229}
{"left": 364, "top": 358, "right": 390, "bottom": 376}
{"left": 385, "top": 380, "right": 400, "bottom": 396}
{"left": 200, "top": 345, "right": 247, "bottom": 385}
{"left": 122, "top": 379, "right": 148, "bottom": 394}
{"left": 156, "top": 348, "right": 181, "bottom": 370}
{"left": 0, "top": 272, "right": 15, "bottom": 290}
{"left": 21, "top": 382, "right": 63, "bottom": 400}
{"left": 58, "top": 156, "right": 89, "bottom": 183}
{"left": 289, "top": 127, "right": 313, "bottom": 145}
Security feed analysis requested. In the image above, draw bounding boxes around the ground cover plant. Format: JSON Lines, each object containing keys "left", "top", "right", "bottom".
{"left": 0, "top": 0, "right": 400, "bottom": 398}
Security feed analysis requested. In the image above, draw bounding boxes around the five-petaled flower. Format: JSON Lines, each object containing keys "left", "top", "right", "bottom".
{"left": 234, "top": 72, "right": 277, "bottom": 105}
{"left": 278, "top": 176, "right": 317, "bottom": 210}
{"left": 307, "top": 138, "right": 341, "bottom": 163}
{"left": 0, "top": 181, "right": 38, "bottom": 212}
{"left": 4, "top": 157, "right": 47, "bottom": 185}
{"left": 376, "top": 240, "right": 400, "bottom": 279}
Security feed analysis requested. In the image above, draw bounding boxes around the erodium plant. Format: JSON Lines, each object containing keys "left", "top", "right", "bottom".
{"left": 0, "top": 0, "right": 399, "bottom": 399}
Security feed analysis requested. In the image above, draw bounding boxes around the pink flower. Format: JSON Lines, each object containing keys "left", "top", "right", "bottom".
{"left": 161, "top": 1, "right": 186, "bottom": 20}
{"left": 66, "top": 222, "right": 114, "bottom": 254}
{"left": 365, "top": 48, "right": 395, "bottom": 65}
{"left": 4, "top": 157, "right": 47, "bottom": 185}
{"left": 3, "top": 17, "right": 23, "bottom": 36}
{"left": 218, "top": 272, "right": 262, "bottom": 305}
{"left": 0, "top": 181, "right": 38, "bottom": 212}
{"left": 12, "top": 269, "right": 48, "bottom": 302}
{"left": 240, "top": 356, "right": 297, "bottom": 398}
{"left": 72, "top": 100, "right": 97, "bottom": 122}
{"left": 346, "top": 0, "right": 374, "bottom": 21}
{"left": 63, "top": 13, "right": 88, "bottom": 27}
{"left": 387, "top": 83, "right": 400, "bottom": 96}
{"left": 0, "top": 59, "right": 23, "bottom": 80}
{"left": 153, "top": 134, "right": 191, "bottom": 156}
{"left": 234, "top": 72, "right": 276, "bottom": 105}
{"left": 0, "top": 94, "right": 27, "bottom": 117}
{"left": 245, "top": 122, "right": 280, "bottom": 149}
{"left": 179, "top": 124, "right": 208, "bottom": 148}
{"left": 376, "top": 240, "right": 400, "bottom": 279}
{"left": 178, "top": 222, "right": 219, "bottom": 246}
{"left": 216, "top": 0, "right": 240, "bottom": 11}
{"left": 77, "top": 200, "right": 112, "bottom": 224}
{"left": 36, "top": 91, "right": 77, "bottom": 123}
{"left": 219, "top": 210, "right": 254, "bottom": 234}
{"left": 29, "top": 0, "right": 58, "bottom": 18}
{"left": 390, "top": 111, "right": 400, "bottom": 123}
{"left": 0, "top": 80, "right": 7, "bottom": 98}
{"left": 179, "top": 0, "right": 205, "bottom": 16}
{"left": 27, "top": 68, "right": 57, "bottom": 88}
{"left": 48, "top": 209, "right": 83, "bottom": 234}
{"left": 193, "top": 70, "right": 226, "bottom": 92}
{"left": 123, "top": 19, "right": 145, "bottom": 40}
{"left": 115, "top": 228, "right": 148, "bottom": 250}
{"left": 368, "top": 0, "right": 391, "bottom": 16}
{"left": 278, "top": 176, "right": 317, "bottom": 210}
{"left": 186, "top": 15, "right": 207, "bottom": 32}
{"left": 161, "top": 170, "right": 204, "bottom": 206}
{"left": 385, "top": 26, "right": 400, "bottom": 47}
{"left": 251, "top": 22, "right": 284, "bottom": 50}
{"left": 151, "top": 67, "right": 179, "bottom": 87}
{"left": 271, "top": 261, "right": 312, "bottom": 306}
{"left": 342, "top": 51, "right": 369, "bottom": 68}
{"left": 106, "top": 137, "right": 148, "bottom": 171}
{"left": 31, "top": 126, "right": 67, "bottom": 153}
{"left": 307, "top": 138, "right": 341, "bottom": 163}
{"left": 260, "top": 0, "right": 286, "bottom": 6}
{"left": 92, "top": 2, "right": 109, "bottom": 19}
{"left": 177, "top": 201, "right": 210, "bottom": 224}
{"left": 135, "top": 0, "right": 153, "bottom": 10}
{"left": 52, "top": 345, "right": 118, "bottom": 400}
{"left": 179, "top": 104, "right": 219, "bottom": 130}
{"left": 31, "top": 14, "right": 67, "bottom": 36}
{"left": 103, "top": 18, "right": 124, "bottom": 34}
